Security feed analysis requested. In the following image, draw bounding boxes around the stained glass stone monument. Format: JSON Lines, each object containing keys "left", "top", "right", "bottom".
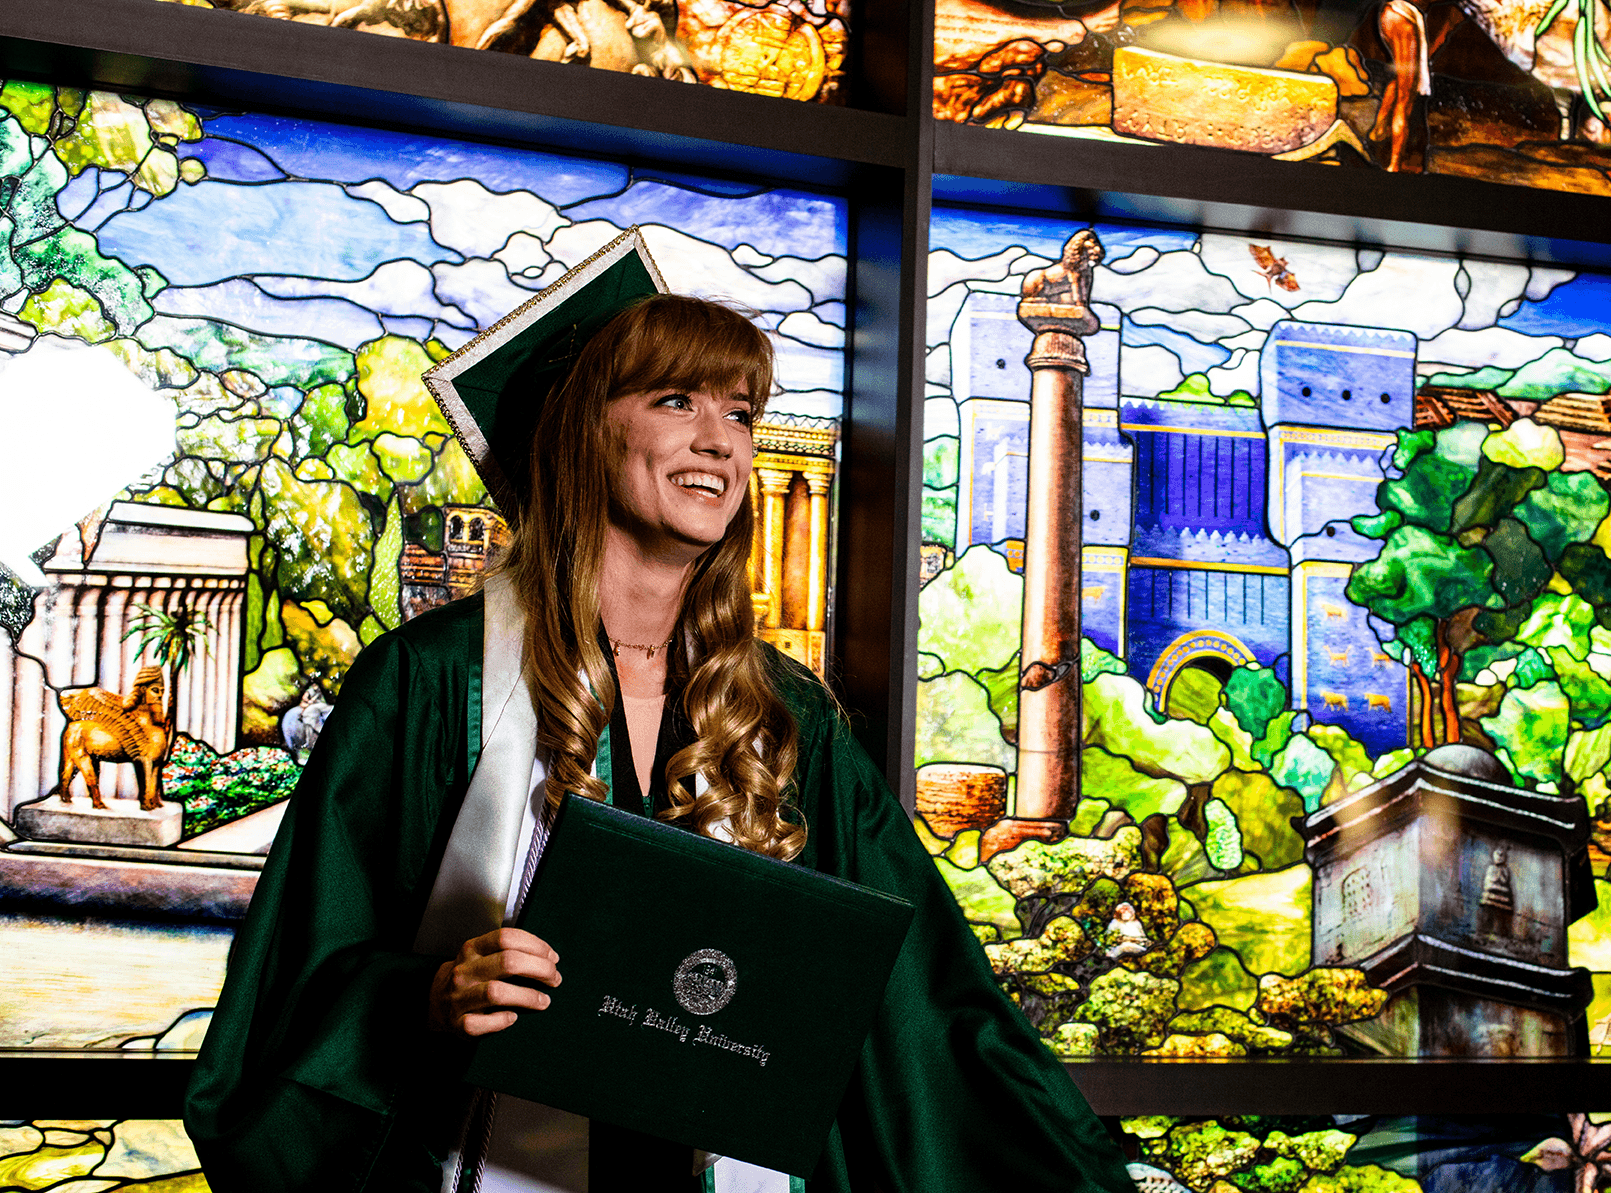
{"left": 1301, "top": 743, "right": 1596, "bottom": 1056}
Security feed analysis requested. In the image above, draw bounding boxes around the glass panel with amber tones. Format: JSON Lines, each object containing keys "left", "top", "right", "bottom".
{"left": 747, "top": 414, "right": 839, "bottom": 676}
{"left": 131, "top": 0, "right": 849, "bottom": 103}
{"left": 0, "top": 1121, "right": 207, "bottom": 1190}
{"left": 933, "top": 0, "right": 1611, "bottom": 196}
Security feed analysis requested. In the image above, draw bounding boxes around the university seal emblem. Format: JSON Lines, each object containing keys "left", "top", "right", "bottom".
{"left": 673, "top": 948, "right": 737, "bottom": 1015}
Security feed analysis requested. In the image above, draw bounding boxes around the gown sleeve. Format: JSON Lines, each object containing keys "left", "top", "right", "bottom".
{"left": 776, "top": 659, "right": 1136, "bottom": 1193}
{"left": 184, "top": 596, "right": 484, "bottom": 1193}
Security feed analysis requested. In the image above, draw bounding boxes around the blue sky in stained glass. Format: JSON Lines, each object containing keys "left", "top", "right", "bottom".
{"left": 565, "top": 181, "right": 847, "bottom": 263}
{"left": 181, "top": 136, "right": 289, "bottom": 184}
{"left": 925, "top": 206, "right": 1611, "bottom": 407}
{"left": 1501, "top": 273, "right": 1611, "bottom": 338}
{"left": 1122, "top": 317, "right": 1232, "bottom": 375}
{"left": 632, "top": 170, "right": 772, "bottom": 198}
{"left": 97, "top": 181, "right": 459, "bottom": 285}
{"left": 152, "top": 281, "right": 389, "bottom": 353}
{"left": 55, "top": 172, "right": 150, "bottom": 230}
{"left": 197, "top": 114, "right": 631, "bottom": 204}
{"left": 56, "top": 170, "right": 112, "bottom": 224}
{"left": 929, "top": 207, "right": 1197, "bottom": 264}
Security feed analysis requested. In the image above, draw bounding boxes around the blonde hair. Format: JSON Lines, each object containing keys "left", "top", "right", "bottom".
{"left": 502, "top": 294, "right": 805, "bottom": 860}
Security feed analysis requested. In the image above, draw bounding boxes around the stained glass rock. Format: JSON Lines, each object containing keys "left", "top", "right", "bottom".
{"left": 1112, "top": 47, "right": 1338, "bottom": 154}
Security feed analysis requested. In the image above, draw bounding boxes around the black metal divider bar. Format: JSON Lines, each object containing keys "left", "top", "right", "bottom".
{"left": 934, "top": 121, "right": 1611, "bottom": 269}
{"left": 5, "top": 1055, "right": 1610, "bottom": 1119}
{"left": 1073, "top": 1058, "right": 1611, "bottom": 1115}
{"left": 837, "top": 0, "right": 932, "bottom": 810}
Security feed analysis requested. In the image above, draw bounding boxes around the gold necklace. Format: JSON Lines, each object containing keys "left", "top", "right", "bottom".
{"left": 608, "top": 634, "right": 674, "bottom": 659}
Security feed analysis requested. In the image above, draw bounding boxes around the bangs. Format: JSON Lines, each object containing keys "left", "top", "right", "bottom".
{"left": 605, "top": 295, "right": 775, "bottom": 416}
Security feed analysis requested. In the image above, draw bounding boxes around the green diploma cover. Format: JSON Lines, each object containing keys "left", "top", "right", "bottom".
{"left": 465, "top": 794, "right": 917, "bottom": 1177}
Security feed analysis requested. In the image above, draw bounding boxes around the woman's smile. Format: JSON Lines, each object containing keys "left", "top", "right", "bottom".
{"left": 669, "top": 470, "right": 729, "bottom": 498}
{"left": 606, "top": 386, "right": 753, "bottom": 558}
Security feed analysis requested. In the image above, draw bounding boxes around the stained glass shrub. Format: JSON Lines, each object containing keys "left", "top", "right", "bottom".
{"left": 1120, "top": 1112, "right": 1611, "bottom": 1192}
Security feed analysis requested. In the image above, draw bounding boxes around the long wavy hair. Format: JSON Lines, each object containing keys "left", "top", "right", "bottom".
{"left": 501, "top": 294, "right": 805, "bottom": 860}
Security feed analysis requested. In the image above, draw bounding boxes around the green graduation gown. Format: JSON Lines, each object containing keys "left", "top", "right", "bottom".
{"left": 184, "top": 593, "right": 1136, "bottom": 1192}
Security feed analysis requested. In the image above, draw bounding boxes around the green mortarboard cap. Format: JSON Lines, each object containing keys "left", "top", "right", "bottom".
{"left": 424, "top": 227, "right": 666, "bottom": 510}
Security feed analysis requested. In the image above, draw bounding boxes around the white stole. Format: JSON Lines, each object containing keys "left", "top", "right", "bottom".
{"left": 414, "top": 571, "right": 541, "bottom": 957}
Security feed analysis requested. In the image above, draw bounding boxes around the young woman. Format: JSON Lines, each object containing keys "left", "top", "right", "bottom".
{"left": 185, "top": 286, "right": 1134, "bottom": 1193}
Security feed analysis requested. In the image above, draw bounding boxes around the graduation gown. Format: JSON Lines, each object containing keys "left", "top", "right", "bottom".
{"left": 184, "top": 592, "right": 1135, "bottom": 1193}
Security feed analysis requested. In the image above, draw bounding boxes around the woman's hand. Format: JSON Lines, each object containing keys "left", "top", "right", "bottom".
{"left": 427, "top": 927, "right": 562, "bottom": 1037}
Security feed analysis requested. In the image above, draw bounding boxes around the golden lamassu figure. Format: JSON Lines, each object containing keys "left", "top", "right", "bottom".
{"left": 50, "top": 665, "right": 171, "bottom": 812}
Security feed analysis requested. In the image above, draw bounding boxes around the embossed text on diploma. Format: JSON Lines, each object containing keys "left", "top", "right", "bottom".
{"left": 594, "top": 993, "right": 772, "bottom": 1067}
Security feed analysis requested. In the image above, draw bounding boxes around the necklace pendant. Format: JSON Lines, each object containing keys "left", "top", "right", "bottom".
{"left": 646, "top": 645, "right": 657, "bottom": 659}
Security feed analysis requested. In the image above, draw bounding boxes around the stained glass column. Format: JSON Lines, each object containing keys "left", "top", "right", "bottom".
{"left": 757, "top": 467, "right": 792, "bottom": 628}
{"left": 806, "top": 472, "right": 830, "bottom": 636}
{"left": 1013, "top": 230, "right": 1103, "bottom": 822}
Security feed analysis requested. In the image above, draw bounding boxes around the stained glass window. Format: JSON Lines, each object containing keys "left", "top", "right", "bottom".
{"left": 920, "top": 203, "right": 1611, "bottom": 1067}
{"left": 934, "top": 0, "right": 1611, "bottom": 196}
{"left": 0, "top": 1120, "right": 206, "bottom": 1189}
{"left": 0, "top": 80, "right": 848, "bottom": 1050}
{"left": 1120, "top": 1113, "right": 1611, "bottom": 1190}
{"left": 134, "top": 0, "right": 850, "bottom": 104}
